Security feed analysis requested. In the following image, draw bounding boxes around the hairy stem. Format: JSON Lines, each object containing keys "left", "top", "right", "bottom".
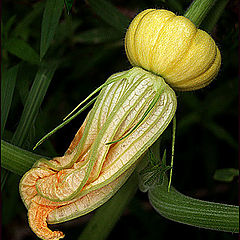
{"left": 1, "top": 140, "right": 46, "bottom": 176}
{"left": 184, "top": 0, "right": 216, "bottom": 27}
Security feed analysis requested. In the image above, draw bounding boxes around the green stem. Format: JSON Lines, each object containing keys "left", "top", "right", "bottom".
{"left": 184, "top": 0, "right": 216, "bottom": 27}
{"left": 149, "top": 177, "right": 239, "bottom": 233}
{"left": 168, "top": 114, "right": 176, "bottom": 191}
{"left": 1, "top": 140, "right": 46, "bottom": 176}
{"left": 201, "top": 0, "right": 229, "bottom": 32}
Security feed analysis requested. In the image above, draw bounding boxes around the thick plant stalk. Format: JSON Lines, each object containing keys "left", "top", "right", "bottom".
{"left": 149, "top": 177, "right": 239, "bottom": 233}
{"left": 184, "top": 0, "right": 216, "bottom": 27}
{"left": 1, "top": 140, "right": 44, "bottom": 176}
{"left": 201, "top": 0, "right": 229, "bottom": 32}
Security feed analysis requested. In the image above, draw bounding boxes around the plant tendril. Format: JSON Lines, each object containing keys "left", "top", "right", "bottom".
{"left": 168, "top": 114, "right": 176, "bottom": 192}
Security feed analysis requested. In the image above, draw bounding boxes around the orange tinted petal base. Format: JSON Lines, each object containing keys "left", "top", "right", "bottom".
{"left": 28, "top": 200, "right": 64, "bottom": 240}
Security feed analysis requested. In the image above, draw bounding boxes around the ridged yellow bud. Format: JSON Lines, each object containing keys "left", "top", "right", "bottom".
{"left": 125, "top": 9, "right": 221, "bottom": 91}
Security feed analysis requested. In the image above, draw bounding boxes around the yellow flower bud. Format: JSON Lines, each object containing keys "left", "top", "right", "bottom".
{"left": 125, "top": 9, "right": 221, "bottom": 91}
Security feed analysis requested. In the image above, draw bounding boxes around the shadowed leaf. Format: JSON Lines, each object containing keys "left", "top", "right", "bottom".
{"left": 12, "top": 62, "right": 58, "bottom": 147}
{"left": 213, "top": 168, "right": 239, "bottom": 182}
{"left": 5, "top": 38, "right": 40, "bottom": 64}
{"left": 1, "top": 64, "right": 19, "bottom": 135}
{"left": 40, "top": 0, "right": 64, "bottom": 60}
{"left": 73, "top": 27, "right": 122, "bottom": 44}
{"left": 87, "top": 0, "right": 130, "bottom": 33}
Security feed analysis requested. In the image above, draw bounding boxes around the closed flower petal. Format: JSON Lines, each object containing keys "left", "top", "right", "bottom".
{"left": 125, "top": 9, "right": 221, "bottom": 91}
{"left": 19, "top": 67, "right": 177, "bottom": 240}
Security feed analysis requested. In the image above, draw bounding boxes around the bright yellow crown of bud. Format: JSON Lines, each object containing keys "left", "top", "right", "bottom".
{"left": 125, "top": 9, "right": 221, "bottom": 91}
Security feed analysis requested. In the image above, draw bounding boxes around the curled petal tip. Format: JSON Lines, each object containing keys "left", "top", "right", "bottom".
{"left": 28, "top": 201, "right": 64, "bottom": 240}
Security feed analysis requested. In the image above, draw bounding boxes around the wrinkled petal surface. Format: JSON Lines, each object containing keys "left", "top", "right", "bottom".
{"left": 19, "top": 67, "right": 177, "bottom": 240}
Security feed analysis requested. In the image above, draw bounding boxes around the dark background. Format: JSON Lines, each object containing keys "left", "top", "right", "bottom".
{"left": 2, "top": 0, "right": 238, "bottom": 239}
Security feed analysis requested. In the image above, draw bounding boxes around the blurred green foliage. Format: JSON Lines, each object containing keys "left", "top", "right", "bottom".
{"left": 1, "top": 0, "right": 238, "bottom": 239}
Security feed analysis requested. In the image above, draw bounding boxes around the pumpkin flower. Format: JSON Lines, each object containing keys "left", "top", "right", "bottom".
{"left": 19, "top": 67, "right": 177, "bottom": 240}
{"left": 20, "top": 7, "right": 221, "bottom": 240}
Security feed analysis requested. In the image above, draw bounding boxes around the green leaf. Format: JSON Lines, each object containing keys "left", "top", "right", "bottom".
{"left": 16, "top": 66, "right": 32, "bottom": 105}
{"left": 148, "top": 148, "right": 159, "bottom": 166}
{"left": 64, "top": 0, "right": 73, "bottom": 14}
{"left": 201, "top": 0, "right": 229, "bottom": 32}
{"left": 1, "top": 140, "right": 46, "bottom": 176}
{"left": 2, "top": 62, "right": 56, "bottom": 189}
{"left": 177, "top": 112, "right": 200, "bottom": 136}
{"left": 40, "top": 0, "right": 64, "bottom": 60}
{"left": 4, "top": 38, "right": 40, "bottom": 64}
{"left": 167, "top": 0, "right": 184, "bottom": 13}
{"left": 67, "top": 44, "right": 121, "bottom": 78}
{"left": 203, "top": 80, "right": 238, "bottom": 118}
{"left": 11, "top": 62, "right": 58, "bottom": 147}
{"left": 78, "top": 172, "right": 138, "bottom": 240}
{"left": 204, "top": 121, "right": 238, "bottom": 150}
{"left": 139, "top": 150, "right": 171, "bottom": 192}
{"left": 149, "top": 177, "right": 239, "bottom": 233}
{"left": 1, "top": 64, "right": 19, "bottom": 136}
{"left": 54, "top": 17, "right": 82, "bottom": 45}
{"left": 87, "top": 0, "right": 130, "bottom": 33}
{"left": 2, "top": 15, "right": 16, "bottom": 40}
{"left": 1, "top": 169, "right": 9, "bottom": 191}
{"left": 213, "top": 168, "right": 239, "bottom": 182}
{"left": 13, "top": 1, "right": 44, "bottom": 39}
{"left": 73, "top": 27, "right": 122, "bottom": 44}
